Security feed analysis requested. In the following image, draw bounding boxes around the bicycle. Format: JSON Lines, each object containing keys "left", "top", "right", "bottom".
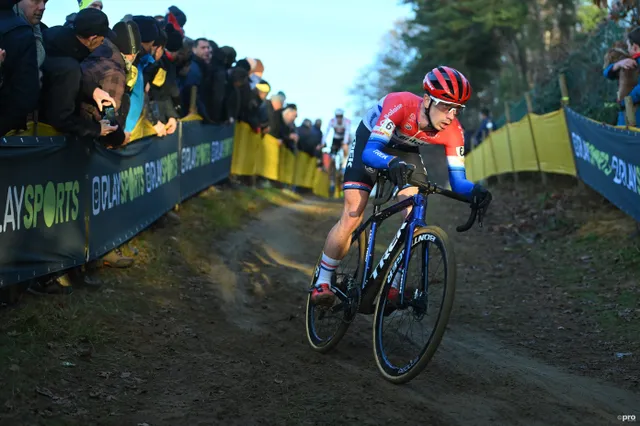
{"left": 305, "top": 165, "right": 489, "bottom": 384}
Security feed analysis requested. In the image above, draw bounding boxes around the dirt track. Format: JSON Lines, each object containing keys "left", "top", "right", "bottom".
{"left": 121, "top": 196, "right": 636, "bottom": 426}
{"left": 2, "top": 190, "right": 638, "bottom": 426}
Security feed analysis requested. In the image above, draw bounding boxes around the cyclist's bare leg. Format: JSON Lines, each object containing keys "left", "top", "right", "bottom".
{"left": 323, "top": 188, "right": 369, "bottom": 260}
{"left": 311, "top": 189, "right": 369, "bottom": 305}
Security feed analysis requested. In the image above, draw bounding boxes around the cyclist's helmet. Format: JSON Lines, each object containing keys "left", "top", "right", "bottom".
{"left": 334, "top": 108, "right": 344, "bottom": 116}
{"left": 423, "top": 66, "right": 472, "bottom": 106}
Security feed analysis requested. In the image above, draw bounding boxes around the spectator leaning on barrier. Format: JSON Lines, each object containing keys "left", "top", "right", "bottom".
{"left": 146, "top": 22, "right": 181, "bottom": 136}
{"left": 296, "top": 118, "right": 316, "bottom": 156}
{"left": 125, "top": 15, "right": 157, "bottom": 135}
{"left": 180, "top": 37, "right": 212, "bottom": 119}
{"left": 266, "top": 91, "right": 284, "bottom": 142}
{"left": 79, "top": 19, "right": 134, "bottom": 148}
{"left": 277, "top": 103, "right": 298, "bottom": 151}
{"left": 232, "top": 58, "right": 259, "bottom": 130}
{"left": 40, "top": 7, "right": 118, "bottom": 138}
{"left": 603, "top": 28, "right": 640, "bottom": 126}
{"left": 207, "top": 40, "right": 227, "bottom": 123}
{"left": 0, "top": 0, "right": 39, "bottom": 137}
{"left": 255, "top": 79, "right": 271, "bottom": 134}
{"left": 310, "top": 118, "right": 324, "bottom": 168}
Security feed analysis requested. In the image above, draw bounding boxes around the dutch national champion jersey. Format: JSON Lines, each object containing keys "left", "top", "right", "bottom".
{"left": 361, "top": 91, "right": 474, "bottom": 196}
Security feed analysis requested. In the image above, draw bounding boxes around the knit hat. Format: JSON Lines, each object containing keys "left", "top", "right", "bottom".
{"left": 167, "top": 6, "right": 186, "bottom": 27}
{"left": 74, "top": 7, "right": 109, "bottom": 38}
{"left": 112, "top": 20, "right": 141, "bottom": 55}
{"left": 235, "top": 59, "right": 250, "bottom": 72}
{"left": 153, "top": 20, "right": 167, "bottom": 47}
{"left": 164, "top": 24, "right": 183, "bottom": 52}
{"left": 255, "top": 79, "right": 270, "bottom": 94}
{"left": 131, "top": 15, "right": 158, "bottom": 43}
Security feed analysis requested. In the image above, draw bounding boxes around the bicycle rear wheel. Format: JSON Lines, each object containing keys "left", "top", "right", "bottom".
{"left": 305, "top": 231, "right": 366, "bottom": 353}
{"left": 372, "top": 226, "right": 456, "bottom": 384}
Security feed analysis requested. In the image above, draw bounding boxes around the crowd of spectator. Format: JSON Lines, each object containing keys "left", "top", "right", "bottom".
{"left": 0, "top": 0, "right": 332, "bottom": 294}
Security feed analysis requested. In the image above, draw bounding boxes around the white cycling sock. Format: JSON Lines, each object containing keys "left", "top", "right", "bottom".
{"left": 316, "top": 252, "right": 340, "bottom": 287}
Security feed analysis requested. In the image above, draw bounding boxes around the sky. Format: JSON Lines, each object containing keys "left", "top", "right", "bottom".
{"left": 44, "top": 0, "right": 415, "bottom": 134}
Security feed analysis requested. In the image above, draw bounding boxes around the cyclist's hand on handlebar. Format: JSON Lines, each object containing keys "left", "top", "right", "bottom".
{"left": 471, "top": 183, "right": 492, "bottom": 210}
{"left": 387, "top": 158, "right": 411, "bottom": 188}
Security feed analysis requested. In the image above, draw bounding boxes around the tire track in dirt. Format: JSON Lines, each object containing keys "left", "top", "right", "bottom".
{"left": 133, "top": 195, "right": 638, "bottom": 426}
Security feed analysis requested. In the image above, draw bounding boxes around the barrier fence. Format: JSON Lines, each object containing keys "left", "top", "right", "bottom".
{"left": 230, "top": 121, "right": 331, "bottom": 198}
{"left": 466, "top": 105, "right": 640, "bottom": 223}
{"left": 0, "top": 118, "right": 332, "bottom": 289}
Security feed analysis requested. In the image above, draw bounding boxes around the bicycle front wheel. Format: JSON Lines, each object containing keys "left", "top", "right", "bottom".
{"left": 372, "top": 226, "right": 456, "bottom": 384}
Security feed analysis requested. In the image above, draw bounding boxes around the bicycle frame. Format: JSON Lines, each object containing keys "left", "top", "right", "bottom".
{"left": 328, "top": 167, "right": 483, "bottom": 310}
{"left": 332, "top": 181, "right": 429, "bottom": 309}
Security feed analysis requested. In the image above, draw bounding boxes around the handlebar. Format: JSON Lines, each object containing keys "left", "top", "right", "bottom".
{"left": 374, "top": 164, "right": 487, "bottom": 233}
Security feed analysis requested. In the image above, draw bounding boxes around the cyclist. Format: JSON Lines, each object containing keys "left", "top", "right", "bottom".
{"left": 311, "top": 66, "right": 492, "bottom": 307}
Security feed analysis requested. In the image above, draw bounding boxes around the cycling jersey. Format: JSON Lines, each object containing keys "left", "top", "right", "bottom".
{"left": 324, "top": 117, "right": 352, "bottom": 144}
{"left": 360, "top": 91, "right": 474, "bottom": 196}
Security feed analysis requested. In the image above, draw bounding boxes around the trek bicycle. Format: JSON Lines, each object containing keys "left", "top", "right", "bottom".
{"left": 305, "top": 165, "right": 490, "bottom": 384}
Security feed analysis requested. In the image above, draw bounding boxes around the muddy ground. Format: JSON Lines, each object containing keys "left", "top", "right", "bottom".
{"left": 1, "top": 179, "right": 638, "bottom": 426}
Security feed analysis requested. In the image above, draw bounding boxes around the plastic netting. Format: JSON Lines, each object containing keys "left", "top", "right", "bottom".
{"left": 493, "top": 19, "right": 626, "bottom": 128}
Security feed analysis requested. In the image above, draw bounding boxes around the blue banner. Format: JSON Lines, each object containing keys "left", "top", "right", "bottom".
{"left": 87, "top": 133, "right": 181, "bottom": 260}
{"left": 565, "top": 107, "right": 640, "bottom": 222}
{"left": 0, "top": 121, "right": 235, "bottom": 288}
{"left": 0, "top": 136, "right": 87, "bottom": 287}
{"left": 180, "top": 122, "right": 234, "bottom": 200}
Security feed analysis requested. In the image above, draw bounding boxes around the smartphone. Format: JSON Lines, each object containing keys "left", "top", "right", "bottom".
{"left": 102, "top": 106, "right": 116, "bottom": 125}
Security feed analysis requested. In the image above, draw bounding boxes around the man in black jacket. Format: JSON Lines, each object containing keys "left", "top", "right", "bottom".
{"left": 0, "top": 0, "right": 38, "bottom": 136}
{"left": 40, "top": 7, "right": 117, "bottom": 138}
{"left": 146, "top": 22, "right": 181, "bottom": 136}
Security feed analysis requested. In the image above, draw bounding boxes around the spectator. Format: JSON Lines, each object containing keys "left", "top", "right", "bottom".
{"left": 255, "top": 79, "right": 271, "bottom": 134}
{"left": 40, "top": 7, "right": 118, "bottom": 138}
{"left": 126, "top": 15, "right": 158, "bottom": 134}
{"left": 246, "top": 57, "right": 264, "bottom": 89}
{"left": 603, "top": 30, "right": 640, "bottom": 126}
{"left": 146, "top": 21, "right": 180, "bottom": 136}
{"left": 207, "top": 40, "right": 227, "bottom": 123}
{"left": 296, "top": 118, "right": 316, "bottom": 156}
{"left": 269, "top": 103, "right": 298, "bottom": 150}
{"left": 0, "top": 0, "right": 39, "bottom": 137}
{"left": 79, "top": 19, "right": 135, "bottom": 148}
{"left": 14, "top": 0, "right": 46, "bottom": 86}
{"left": 473, "top": 107, "right": 493, "bottom": 147}
{"left": 310, "top": 118, "right": 324, "bottom": 168}
{"left": 165, "top": 5, "right": 185, "bottom": 36}
{"left": 180, "top": 37, "right": 211, "bottom": 119}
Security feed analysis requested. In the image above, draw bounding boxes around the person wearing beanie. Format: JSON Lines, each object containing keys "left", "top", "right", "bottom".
{"left": 0, "top": 0, "right": 39, "bottom": 136}
{"left": 131, "top": 15, "right": 158, "bottom": 54}
{"left": 164, "top": 24, "right": 182, "bottom": 55}
{"left": 146, "top": 21, "right": 181, "bottom": 136}
{"left": 80, "top": 19, "right": 132, "bottom": 148}
{"left": 165, "top": 5, "right": 185, "bottom": 36}
{"left": 40, "top": 7, "right": 119, "bottom": 139}
{"left": 124, "top": 16, "right": 158, "bottom": 134}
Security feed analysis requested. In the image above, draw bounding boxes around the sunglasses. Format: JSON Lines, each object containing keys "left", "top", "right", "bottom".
{"left": 429, "top": 95, "right": 465, "bottom": 115}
